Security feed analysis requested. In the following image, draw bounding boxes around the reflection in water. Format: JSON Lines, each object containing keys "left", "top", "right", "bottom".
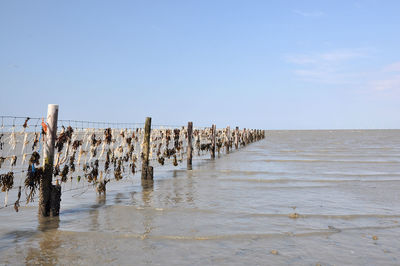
{"left": 141, "top": 180, "right": 154, "bottom": 241}
{"left": 114, "top": 192, "right": 124, "bottom": 204}
{"left": 89, "top": 194, "right": 107, "bottom": 231}
{"left": 25, "top": 216, "right": 60, "bottom": 265}
{"left": 37, "top": 216, "right": 60, "bottom": 232}
{"left": 96, "top": 194, "right": 106, "bottom": 205}
{"left": 185, "top": 171, "right": 195, "bottom": 206}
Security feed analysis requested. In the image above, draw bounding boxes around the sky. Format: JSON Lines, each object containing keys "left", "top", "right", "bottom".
{"left": 1, "top": 0, "right": 400, "bottom": 129}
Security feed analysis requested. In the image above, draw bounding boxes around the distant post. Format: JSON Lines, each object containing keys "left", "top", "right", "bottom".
{"left": 235, "top": 127, "right": 239, "bottom": 149}
{"left": 187, "top": 121, "right": 193, "bottom": 170}
{"left": 226, "top": 126, "right": 230, "bottom": 154}
{"left": 242, "top": 128, "right": 246, "bottom": 146}
{"left": 211, "top": 124, "right": 216, "bottom": 159}
{"left": 141, "top": 117, "right": 152, "bottom": 180}
{"left": 39, "top": 104, "right": 60, "bottom": 217}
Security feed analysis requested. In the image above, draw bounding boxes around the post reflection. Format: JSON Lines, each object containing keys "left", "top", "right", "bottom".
{"left": 141, "top": 179, "right": 153, "bottom": 206}
{"left": 25, "top": 216, "right": 60, "bottom": 265}
{"left": 140, "top": 179, "right": 154, "bottom": 240}
{"left": 89, "top": 194, "right": 107, "bottom": 231}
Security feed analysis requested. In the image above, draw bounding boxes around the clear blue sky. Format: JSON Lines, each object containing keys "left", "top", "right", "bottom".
{"left": 1, "top": 0, "right": 399, "bottom": 129}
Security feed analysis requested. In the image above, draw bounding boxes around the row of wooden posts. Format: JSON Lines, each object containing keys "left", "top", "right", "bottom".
{"left": 40, "top": 105, "right": 265, "bottom": 217}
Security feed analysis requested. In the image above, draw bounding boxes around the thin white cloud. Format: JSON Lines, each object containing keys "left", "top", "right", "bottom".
{"left": 370, "top": 62, "right": 400, "bottom": 94}
{"left": 293, "top": 10, "right": 325, "bottom": 18}
{"left": 286, "top": 49, "right": 366, "bottom": 65}
{"left": 372, "top": 75, "right": 400, "bottom": 91}
{"left": 286, "top": 48, "right": 400, "bottom": 98}
{"left": 383, "top": 61, "right": 400, "bottom": 72}
{"left": 285, "top": 49, "right": 368, "bottom": 84}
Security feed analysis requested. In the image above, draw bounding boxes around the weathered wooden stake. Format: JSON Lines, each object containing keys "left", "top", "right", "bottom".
{"left": 211, "top": 124, "right": 216, "bottom": 159}
{"left": 226, "top": 126, "right": 230, "bottom": 154}
{"left": 235, "top": 127, "right": 239, "bottom": 149}
{"left": 39, "top": 104, "right": 60, "bottom": 217}
{"left": 187, "top": 122, "right": 193, "bottom": 170}
{"left": 147, "top": 166, "right": 154, "bottom": 180}
{"left": 141, "top": 117, "right": 152, "bottom": 180}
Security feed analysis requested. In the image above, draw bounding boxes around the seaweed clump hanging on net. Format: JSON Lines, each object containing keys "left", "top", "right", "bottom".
{"left": 23, "top": 117, "right": 30, "bottom": 129}
{"left": 14, "top": 186, "right": 22, "bottom": 212}
{"left": 114, "top": 158, "right": 123, "bottom": 181}
{"left": 96, "top": 178, "right": 109, "bottom": 195}
{"left": 85, "top": 159, "right": 99, "bottom": 183}
{"left": 0, "top": 133, "right": 4, "bottom": 150}
{"left": 104, "top": 149, "right": 112, "bottom": 172}
{"left": 60, "top": 165, "right": 69, "bottom": 183}
{"left": 32, "top": 133, "right": 39, "bottom": 151}
{"left": 104, "top": 128, "right": 112, "bottom": 144}
{"left": 0, "top": 157, "right": 5, "bottom": 169}
{"left": 25, "top": 152, "right": 43, "bottom": 203}
{"left": 130, "top": 154, "right": 137, "bottom": 175}
{"left": 68, "top": 140, "right": 82, "bottom": 174}
{"left": 55, "top": 126, "right": 74, "bottom": 152}
{"left": 0, "top": 172, "right": 14, "bottom": 192}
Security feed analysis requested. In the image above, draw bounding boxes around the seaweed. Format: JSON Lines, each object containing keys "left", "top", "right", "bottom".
{"left": 157, "top": 143, "right": 162, "bottom": 157}
{"left": 114, "top": 159, "right": 123, "bottom": 181}
{"left": 130, "top": 155, "right": 137, "bottom": 174}
{"left": 53, "top": 164, "right": 60, "bottom": 176}
{"left": 29, "top": 152, "right": 40, "bottom": 165}
{"left": 11, "top": 156, "right": 17, "bottom": 167}
{"left": 23, "top": 117, "right": 30, "bottom": 128}
{"left": 85, "top": 159, "right": 99, "bottom": 182}
{"left": 32, "top": 133, "right": 39, "bottom": 151}
{"left": 14, "top": 186, "right": 21, "bottom": 212}
{"left": 72, "top": 140, "right": 82, "bottom": 150}
{"left": 0, "top": 157, "right": 5, "bottom": 169}
{"left": 157, "top": 156, "right": 165, "bottom": 165}
{"left": 200, "top": 143, "right": 211, "bottom": 151}
{"left": 91, "top": 134, "right": 102, "bottom": 147}
{"left": 69, "top": 151, "right": 76, "bottom": 172}
{"left": 163, "top": 148, "right": 176, "bottom": 158}
{"left": 173, "top": 129, "right": 180, "bottom": 149}
{"left": 217, "top": 139, "right": 222, "bottom": 154}
{"left": 55, "top": 126, "right": 74, "bottom": 152}
{"left": 0, "top": 171, "right": 14, "bottom": 192}
{"left": 123, "top": 144, "right": 134, "bottom": 163}
{"left": 91, "top": 146, "right": 97, "bottom": 158}
{"left": 96, "top": 178, "right": 109, "bottom": 195}
{"left": 60, "top": 165, "right": 69, "bottom": 183}
{"left": 104, "top": 128, "right": 112, "bottom": 144}
{"left": 0, "top": 133, "right": 3, "bottom": 150}
{"left": 91, "top": 133, "right": 97, "bottom": 146}
{"left": 24, "top": 164, "right": 43, "bottom": 203}
{"left": 104, "top": 149, "right": 112, "bottom": 172}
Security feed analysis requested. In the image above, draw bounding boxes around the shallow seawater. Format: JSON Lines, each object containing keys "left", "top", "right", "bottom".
{"left": 1, "top": 130, "right": 400, "bottom": 265}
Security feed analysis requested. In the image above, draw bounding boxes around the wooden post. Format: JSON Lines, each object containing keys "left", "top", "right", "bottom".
{"left": 211, "top": 124, "right": 216, "bottom": 159}
{"left": 39, "top": 104, "right": 59, "bottom": 217}
{"left": 242, "top": 128, "right": 246, "bottom": 146}
{"left": 235, "top": 127, "right": 239, "bottom": 149}
{"left": 226, "top": 126, "right": 230, "bottom": 154}
{"left": 147, "top": 166, "right": 153, "bottom": 180}
{"left": 141, "top": 117, "right": 151, "bottom": 180}
{"left": 187, "top": 122, "right": 193, "bottom": 170}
